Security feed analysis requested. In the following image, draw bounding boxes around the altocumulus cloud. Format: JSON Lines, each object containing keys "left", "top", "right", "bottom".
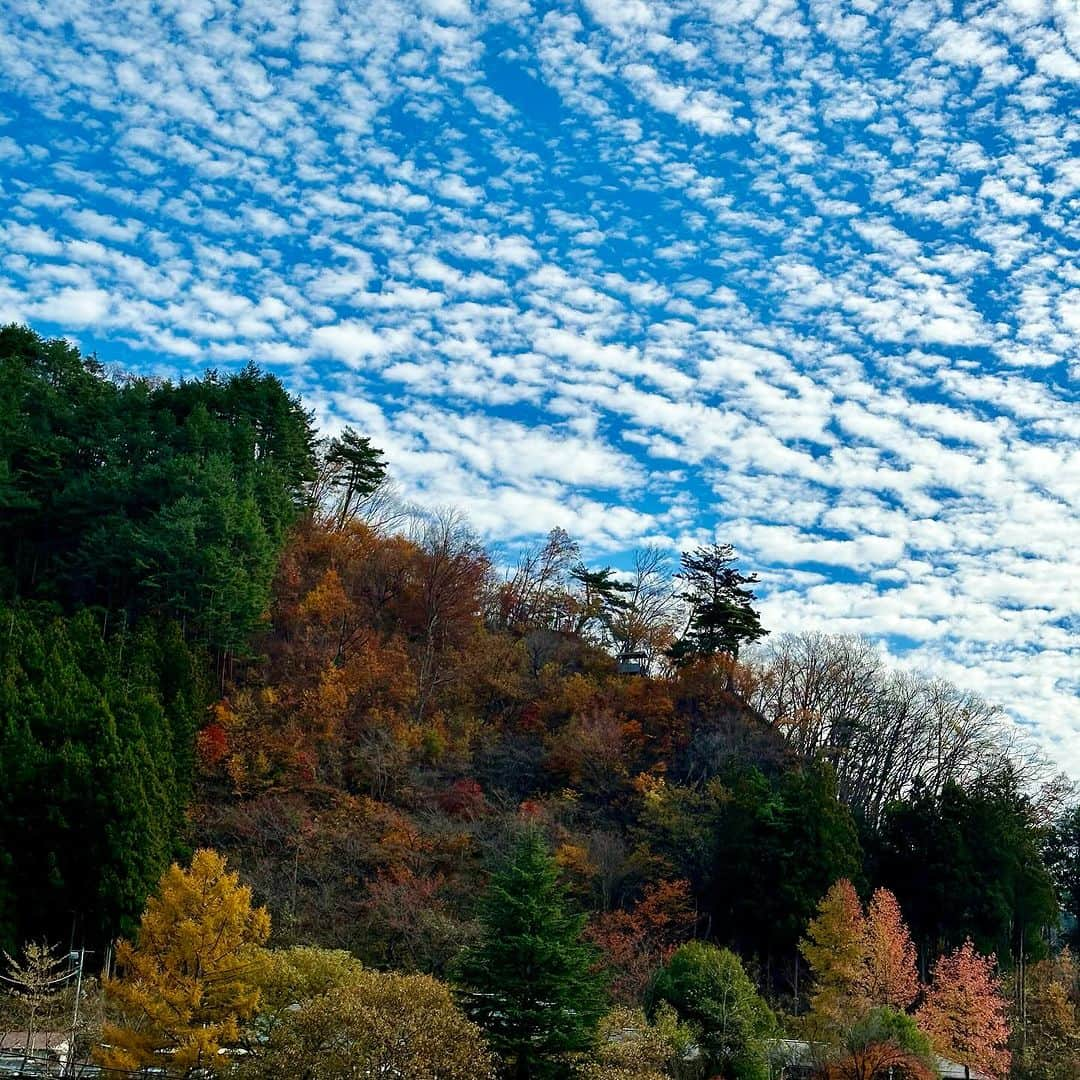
{"left": 0, "top": 0, "right": 1077, "bottom": 771}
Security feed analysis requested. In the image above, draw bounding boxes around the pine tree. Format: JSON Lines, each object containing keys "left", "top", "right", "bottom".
{"left": 99, "top": 849, "right": 271, "bottom": 1074}
{"left": 668, "top": 543, "right": 767, "bottom": 664}
{"left": 454, "top": 831, "right": 607, "bottom": 1079}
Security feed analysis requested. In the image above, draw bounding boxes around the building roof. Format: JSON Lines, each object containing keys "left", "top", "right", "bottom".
{"left": 767, "top": 1038, "right": 991, "bottom": 1080}
{"left": 0, "top": 1033, "right": 70, "bottom": 1053}
{"left": 936, "top": 1055, "right": 991, "bottom": 1080}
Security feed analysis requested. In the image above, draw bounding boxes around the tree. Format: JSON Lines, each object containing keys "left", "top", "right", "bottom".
{"left": 1012, "top": 950, "right": 1080, "bottom": 1080}
{"left": 606, "top": 547, "right": 678, "bottom": 672}
{"left": 748, "top": 633, "right": 1019, "bottom": 824}
{"left": 318, "top": 427, "right": 387, "bottom": 529}
{"left": 581, "top": 1005, "right": 698, "bottom": 1080}
{"left": 454, "top": 831, "right": 607, "bottom": 1079}
{"left": 876, "top": 774, "right": 1057, "bottom": 966}
{"left": 240, "top": 969, "right": 493, "bottom": 1080}
{"left": 916, "top": 939, "right": 1011, "bottom": 1080}
{"left": 247, "top": 946, "right": 364, "bottom": 1039}
{"left": 860, "top": 888, "right": 919, "bottom": 1010}
{"left": 646, "top": 942, "right": 775, "bottom": 1080}
{"left": 567, "top": 564, "right": 632, "bottom": 645}
{"left": 1, "top": 942, "right": 67, "bottom": 1073}
{"left": 98, "top": 849, "right": 271, "bottom": 1074}
{"left": 0, "top": 326, "right": 318, "bottom": 655}
{"left": 821, "top": 1007, "right": 937, "bottom": 1080}
{"left": 668, "top": 544, "right": 766, "bottom": 665}
{"left": 1044, "top": 802, "right": 1080, "bottom": 950}
{"left": 708, "top": 764, "right": 863, "bottom": 970}
{"left": 800, "top": 880, "right": 869, "bottom": 1035}
{"left": 0, "top": 607, "right": 197, "bottom": 951}
{"left": 587, "top": 879, "right": 697, "bottom": 1003}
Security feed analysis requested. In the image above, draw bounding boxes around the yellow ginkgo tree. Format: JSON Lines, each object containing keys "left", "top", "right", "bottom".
{"left": 97, "top": 848, "right": 270, "bottom": 1074}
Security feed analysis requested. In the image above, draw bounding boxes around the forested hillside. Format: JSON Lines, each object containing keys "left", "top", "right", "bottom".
{"left": 2, "top": 326, "right": 1078, "bottom": 1080}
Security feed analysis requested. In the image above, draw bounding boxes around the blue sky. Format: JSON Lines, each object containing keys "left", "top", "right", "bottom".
{"left": 0, "top": 0, "right": 1077, "bottom": 771}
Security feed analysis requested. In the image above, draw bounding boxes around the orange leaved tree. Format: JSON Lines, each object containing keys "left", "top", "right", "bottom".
{"left": 801, "top": 879, "right": 869, "bottom": 1033}
{"left": 860, "top": 887, "right": 919, "bottom": 1010}
{"left": 916, "top": 939, "right": 1010, "bottom": 1079}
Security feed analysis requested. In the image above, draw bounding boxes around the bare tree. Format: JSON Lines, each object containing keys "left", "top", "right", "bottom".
{"left": 607, "top": 547, "right": 679, "bottom": 673}
{"left": 413, "top": 508, "right": 491, "bottom": 726}
{"left": 747, "top": 632, "right": 1040, "bottom": 823}
{"left": 493, "top": 528, "right": 580, "bottom": 635}
{"left": 2, "top": 942, "right": 68, "bottom": 1073}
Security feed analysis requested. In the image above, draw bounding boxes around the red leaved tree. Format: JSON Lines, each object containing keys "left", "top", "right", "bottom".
{"left": 587, "top": 879, "right": 697, "bottom": 1002}
{"left": 917, "top": 940, "right": 1011, "bottom": 1079}
{"left": 824, "top": 1040, "right": 937, "bottom": 1080}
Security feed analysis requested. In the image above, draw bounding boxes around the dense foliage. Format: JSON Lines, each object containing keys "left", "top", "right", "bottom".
{"left": 455, "top": 832, "right": 607, "bottom": 1079}
{"left": 0, "top": 325, "right": 318, "bottom": 950}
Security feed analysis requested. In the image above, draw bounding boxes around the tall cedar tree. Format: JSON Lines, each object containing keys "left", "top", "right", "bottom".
{"left": 875, "top": 774, "right": 1056, "bottom": 966}
{"left": 99, "top": 849, "right": 271, "bottom": 1074}
{"left": 916, "top": 939, "right": 1011, "bottom": 1080}
{"left": 0, "top": 608, "right": 200, "bottom": 950}
{"left": 0, "top": 325, "right": 317, "bottom": 950}
{"left": 705, "top": 764, "right": 863, "bottom": 969}
{"left": 455, "top": 831, "right": 607, "bottom": 1080}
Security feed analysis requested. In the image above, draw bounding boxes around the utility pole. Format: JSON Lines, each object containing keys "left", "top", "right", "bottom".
{"left": 65, "top": 947, "right": 87, "bottom": 1078}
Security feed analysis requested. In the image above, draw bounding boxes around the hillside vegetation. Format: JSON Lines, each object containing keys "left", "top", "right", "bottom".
{"left": 1, "top": 326, "right": 1077, "bottom": 1080}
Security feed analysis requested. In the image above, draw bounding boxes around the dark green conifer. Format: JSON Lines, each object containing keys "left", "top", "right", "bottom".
{"left": 455, "top": 831, "right": 607, "bottom": 1079}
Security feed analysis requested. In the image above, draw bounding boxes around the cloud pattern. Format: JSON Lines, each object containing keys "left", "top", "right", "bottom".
{"left": 0, "top": 1, "right": 1077, "bottom": 769}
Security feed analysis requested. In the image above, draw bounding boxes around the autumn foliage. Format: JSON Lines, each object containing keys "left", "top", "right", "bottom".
{"left": 99, "top": 850, "right": 271, "bottom": 1073}
{"left": 861, "top": 887, "right": 920, "bottom": 1011}
{"left": 917, "top": 940, "right": 1011, "bottom": 1080}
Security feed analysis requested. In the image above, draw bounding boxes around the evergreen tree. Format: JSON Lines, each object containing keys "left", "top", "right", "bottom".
{"left": 669, "top": 543, "right": 767, "bottom": 664}
{"left": 0, "top": 607, "right": 200, "bottom": 950}
{"left": 0, "top": 325, "right": 318, "bottom": 654}
{"left": 322, "top": 427, "right": 387, "bottom": 528}
{"left": 876, "top": 774, "right": 1057, "bottom": 965}
{"left": 455, "top": 831, "right": 607, "bottom": 1079}
{"left": 709, "top": 763, "right": 863, "bottom": 966}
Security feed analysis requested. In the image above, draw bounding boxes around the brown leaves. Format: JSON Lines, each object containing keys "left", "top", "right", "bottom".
{"left": 861, "top": 888, "right": 919, "bottom": 1011}
{"left": 587, "top": 879, "right": 697, "bottom": 1003}
{"left": 802, "top": 882, "right": 920, "bottom": 1044}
